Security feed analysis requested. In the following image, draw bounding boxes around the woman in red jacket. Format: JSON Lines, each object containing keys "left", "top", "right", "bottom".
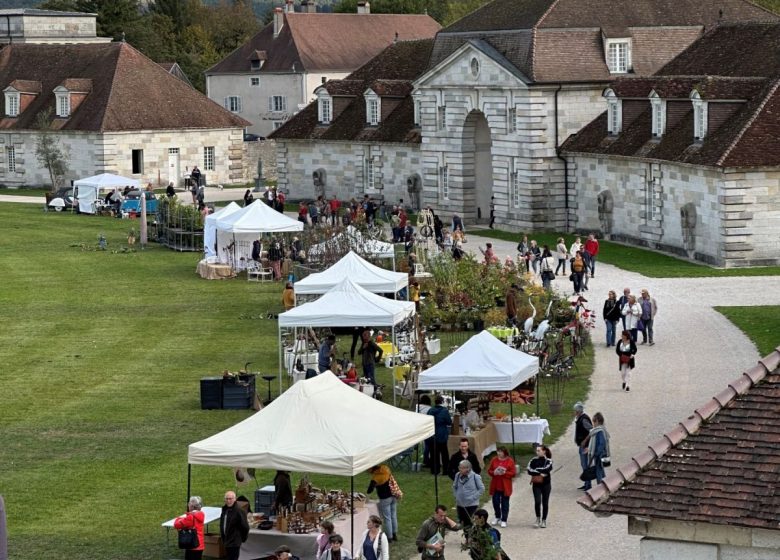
{"left": 174, "top": 496, "right": 206, "bottom": 559}
{"left": 487, "top": 446, "right": 516, "bottom": 528}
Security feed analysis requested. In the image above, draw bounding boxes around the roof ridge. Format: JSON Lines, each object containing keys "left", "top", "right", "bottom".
{"left": 534, "top": 0, "right": 563, "bottom": 29}
{"left": 97, "top": 43, "right": 124, "bottom": 133}
{"left": 717, "top": 77, "right": 780, "bottom": 166}
{"left": 577, "top": 347, "right": 780, "bottom": 512}
{"left": 529, "top": 27, "right": 537, "bottom": 82}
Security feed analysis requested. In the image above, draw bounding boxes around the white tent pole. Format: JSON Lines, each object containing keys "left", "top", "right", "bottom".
{"left": 278, "top": 326, "right": 283, "bottom": 395}
{"left": 350, "top": 476, "right": 355, "bottom": 555}
{"left": 392, "top": 324, "right": 396, "bottom": 406}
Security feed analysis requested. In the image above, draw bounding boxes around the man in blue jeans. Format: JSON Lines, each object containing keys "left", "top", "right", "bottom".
{"left": 318, "top": 335, "right": 336, "bottom": 373}
{"left": 573, "top": 402, "right": 593, "bottom": 490}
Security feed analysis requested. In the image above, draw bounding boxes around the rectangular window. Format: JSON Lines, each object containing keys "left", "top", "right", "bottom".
{"left": 57, "top": 95, "right": 70, "bottom": 117}
{"left": 250, "top": 77, "right": 260, "bottom": 86}
{"left": 6, "top": 146, "right": 16, "bottom": 173}
{"left": 270, "top": 96, "right": 287, "bottom": 112}
{"left": 225, "top": 96, "right": 242, "bottom": 113}
{"left": 413, "top": 99, "right": 421, "bottom": 127}
{"left": 203, "top": 146, "right": 215, "bottom": 171}
{"left": 507, "top": 107, "right": 517, "bottom": 133}
{"left": 6, "top": 94, "right": 19, "bottom": 117}
{"left": 368, "top": 99, "right": 379, "bottom": 126}
{"left": 510, "top": 159, "right": 520, "bottom": 208}
{"left": 437, "top": 106, "right": 446, "bottom": 131}
{"left": 273, "top": 121, "right": 284, "bottom": 130}
{"left": 132, "top": 149, "right": 144, "bottom": 174}
{"left": 607, "top": 40, "right": 629, "bottom": 73}
{"left": 321, "top": 98, "right": 331, "bottom": 124}
{"left": 365, "top": 158, "right": 375, "bottom": 189}
{"left": 646, "top": 169, "right": 660, "bottom": 221}
{"left": 439, "top": 162, "right": 449, "bottom": 200}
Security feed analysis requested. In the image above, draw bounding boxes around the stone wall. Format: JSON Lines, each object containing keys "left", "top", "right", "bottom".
{"left": 0, "top": 127, "right": 246, "bottom": 188}
{"left": 276, "top": 139, "right": 421, "bottom": 204}
{"left": 243, "top": 139, "right": 278, "bottom": 183}
{"left": 568, "top": 155, "right": 780, "bottom": 267}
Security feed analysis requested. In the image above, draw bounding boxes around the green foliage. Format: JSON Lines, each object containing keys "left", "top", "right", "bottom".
{"left": 34, "top": 109, "right": 68, "bottom": 192}
{"left": 715, "top": 306, "right": 780, "bottom": 356}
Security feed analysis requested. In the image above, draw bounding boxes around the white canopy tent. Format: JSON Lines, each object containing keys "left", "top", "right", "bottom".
{"left": 294, "top": 251, "right": 408, "bottom": 297}
{"left": 277, "top": 278, "right": 415, "bottom": 396}
{"left": 73, "top": 173, "right": 140, "bottom": 214}
{"left": 418, "top": 330, "right": 538, "bottom": 391}
{"left": 188, "top": 373, "right": 434, "bottom": 475}
{"left": 309, "top": 226, "right": 395, "bottom": 267}
{"left": 203, "top": 201, "right": 241, "bottom": 259}
{"left": 214, "top": 200, "right": 303, "bottom": 268}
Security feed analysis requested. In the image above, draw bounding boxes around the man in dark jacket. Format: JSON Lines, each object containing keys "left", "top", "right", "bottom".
{"left": 428, "top": 396, "right": 452, "bottom": 476}
{"left": 220, "top": 491, "right": 249, "bottom": 560}
{"left": 359, "top": 330, "right": 383, "bottom": 385}
{"left": 447, "top": 438, "right": 482, "bottom": 480}
{"left": 416, "top": 504, "right": 461, "bottom": 559}
{"left": 573, "top": 403, "right": 594, "bottom": 491}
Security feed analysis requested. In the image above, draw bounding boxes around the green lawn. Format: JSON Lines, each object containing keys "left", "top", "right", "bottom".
{"left": 470, "top": 229, "right": 780, "bottom": 278}
{"left": 714, "top": 306, "right": 780, "bottom": 357}
{"left": 0, "top": 203, "right": 593, "bottom": 560}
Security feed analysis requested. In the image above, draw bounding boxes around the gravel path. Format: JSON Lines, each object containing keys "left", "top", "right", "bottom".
{"left": 410, "top": 233, "right": 780, "bottom": 560}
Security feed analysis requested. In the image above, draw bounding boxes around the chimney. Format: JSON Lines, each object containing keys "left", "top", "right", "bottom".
{"left": 301, "top": 0, "right": 317, "bottom": 13}
{"left": 357, "top": 1, "right": 370, "bottom": 14}
{"left": 273, "top": 7, "right": 284, "bottom": 37}
{"left": 285, "top": 0, "right": 294, "bottom": 13}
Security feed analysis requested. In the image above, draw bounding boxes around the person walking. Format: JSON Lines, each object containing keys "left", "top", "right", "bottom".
{"left": 268, "top": 238, "right": 284, "bottom": 281}
{"left": 573, "top": 402, "right": 594, "bottom": 490}
{"left": 527, "top": 445, "right": 553, "bottom": 528}
{"left": 428, "top": 396, "right": 452, "bottom": 476}
{"left": 603, "top": 290, "right": 622, "bottom": 347}
{"left": 505, "top": 284, "right": 519, "bottom": 327}
{"left": 570, "top": 251, "right": 586, "bottom": 294}
{"left": 318, "top": 335, "right": 336, "bottom": 373}
{"left": 616, "top": 330, "right": 637, "bottom": 392}
{"left": 321, "top": 534, "right": 352, "bottom": 560}
{"left": 555, "top": 237, "right": 568, "bottom": 275}
{"left": 356, "top": 515, "right": 389, "bottom": 560}
{"left": 464, "top": 509, "right": 504, "bottom": 560}
{"left": 359, "top": 330, "right": 383, "bottom": 385}
{"left": 452, "top": 460, "right": 485, "bottom": 528}
{"left": 528, "top": 240, "right": 541, "bottom": 274}
{"left": 447, "top": 439, "right": 481, "bottom": 480}
{"left": 174, "top": 496, "right": 206, "bottom": 559}
{"left": 316, "top": 520, "right": 335, "bottom": 560}
{"left": 367, "top": 464, "right": 399, "bottom": 542}
{"left": 220, "top": 491, "right": 249, "bottom": 560}
{"left": 516, "top": 235, "right": 529, "bottom": 272}
{"left": 617, "top": 288, "right": 631, "bottom": 331}
{"left": 415, "top": 505, "right": 461, "bottom": 559}
{"left": 583, "top": 233, "right": 600, "bottom": 277}
{"left": 639, "top": 289, "right": 658, "bottom": 345}
{"left": 486, "top": 447, "right": 516, "bottom": 528}
{"left": 539, "top": 246, "right": 555, "bottom": 290}
{"left": 587, "top": 412, "right": 611, "bottom": 485}
{"left": 569, "top": 236, "right": 582, "bottom": 260}
{"left": 621, "top": 294, "right": 642, "bottom": 342}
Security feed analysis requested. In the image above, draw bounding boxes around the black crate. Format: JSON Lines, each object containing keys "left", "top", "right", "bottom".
{"left": 200, "top": 377, "right": 223, "bottom": 410}
{"left": 222, "top": 375, "right": 256, "bottom": 409}
{"left": 255, "top": 487, "right": 276, "bottom": 516}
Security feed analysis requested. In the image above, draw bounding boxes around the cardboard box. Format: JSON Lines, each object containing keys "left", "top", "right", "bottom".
{"left": 203, "top": 533, "right": 225, "bottom": 559}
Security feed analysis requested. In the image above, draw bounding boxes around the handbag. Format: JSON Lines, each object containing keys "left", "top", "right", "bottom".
{"left": 601, "top": 456, "right": 611, "bottom": 467}
{"left": 568, "top": 273, "right": 575, "bottom": 282}
{"left": 637, "top": 318, "right": 645, "bottom": 331}
{"left": 177, "top": 514, "right": 199, "bottom": 550}
{"left": 389, "top": 474, "right": 403, "bottom": 499}
{"left": 619, "top": 354, "right": 631, "bottom": 364}
{"left": 579, "top": 465, "right": 597, "bottom": 482}
{"left": 530, "top": 474, "right": 544, "bottom": 484}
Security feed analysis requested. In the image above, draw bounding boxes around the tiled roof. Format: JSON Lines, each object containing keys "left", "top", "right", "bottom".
{"left": 7, "top": 79, "right": 41, "bottom": 93}
{"left": 578, "top": 347, "right": 780, "bottom": 530}
{"left": 271, "top": 39, "right": 433, "bottom": 143}
{"left": 59, "top": 78, "right": 92, "bottom": 92}
{"left": 562, "top": 23, "right": 780, "bottom": 168}
{"left": 207, "top": 13, "right": 439, "bottom": 74}
{"left": 432, "top": 0, "right": 777, "bottom": 83}
{"left": 0, "top": 43, "right": 249, "bottom": 132}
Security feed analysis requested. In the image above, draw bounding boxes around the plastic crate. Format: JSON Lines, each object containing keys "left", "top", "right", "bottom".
{"left": 200, "top": 377, "right": 223, "bottom": 410}
{"left": 222, "top": 375, "right": 256, "bottom": 409}
{"left": 255, "top": 485, "right": 276, "bottom": 516}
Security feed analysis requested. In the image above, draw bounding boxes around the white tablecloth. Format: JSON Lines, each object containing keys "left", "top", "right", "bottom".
{"left": 162, "top": 506, "right": 222, "bottom": 527}
{"left": 493, "top": 419, "right": 550, "bottom": 444}
{"left": 284, "top": 350, "right": 319, "bottom": 375}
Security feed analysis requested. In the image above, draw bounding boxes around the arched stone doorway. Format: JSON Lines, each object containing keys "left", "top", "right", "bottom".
{"left": 462, "top": 110, "right": 493, "bottom": 224}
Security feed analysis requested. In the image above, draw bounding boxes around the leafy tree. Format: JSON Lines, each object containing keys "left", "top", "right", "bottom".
{"left": 443, "top": 0, "right": 488, "bottom": 26}
{"left": 35, "top": 109, "right": 69, "bottom": 192}
{"left": 150, "top": 0, "right": 196, "bottom": 34}
{"left": 39, "top": 0, "right": 141, "bottom": 39}
{"left": 201, "top": 0, "right": 261, "bottom": 54}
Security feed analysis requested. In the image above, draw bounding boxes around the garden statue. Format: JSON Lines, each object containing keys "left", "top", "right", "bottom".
{"left": 98, "top": 233, "right": 107, "bottom": 250}
{"left": 127, "top": 228, "right": 136, "bottom": 246}
{"left": 597, "top": 190, "right": 614, "bottom": 236}
{"left": 406, "top": 173, "right": 422, "bottom": 210}
{"left": 312, "top": 168, "right": 326, "bottom": 199}
{"left": 680, "top": 202, "right": 697, "bottom": 253}
{"left": 254, "top": 159, "right": 265, "bottom": 192}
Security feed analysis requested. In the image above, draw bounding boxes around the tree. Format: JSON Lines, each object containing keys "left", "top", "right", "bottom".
{"left": 35, "top": 109, "right": 69, "bottom": 192}
{"left": 150, "top": 0, "right": 196, "bottom": 35}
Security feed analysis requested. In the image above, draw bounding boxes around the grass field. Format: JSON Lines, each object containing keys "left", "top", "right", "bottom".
{"left": 470, "top": 229, "right": 780, "bottom": 278}
{"left": 714, "top": 306, "right": 780, "bottom": 357}
{"left": 0, "top": 203, "right": 594, "bottom": 560}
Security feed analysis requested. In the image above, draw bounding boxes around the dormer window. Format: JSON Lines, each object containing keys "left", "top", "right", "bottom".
{"left": 54, "top": 89, "right": 70, "bottom": 118}
{"left": 649, "top": 91, "right": 665, "bottom": 138}
{"left": 318, "top": 92, "right": 332, "bottom": 124}
{"left": 413, "top": 91, "right": 421, "bottom": 127}
{"left": 691, "top": 90, "right": 707, "bottom": 141}
{"left": 365, "top": 90, "right": 380, "bottom": 126}
{"left": 604, "top": 88, "right": 621, "bottom": 135}
{"left": 5, "top": 91, "right": 19, "bottom": 117}
{"left": 606, "top": 39, "right": 631, "bottom": 74}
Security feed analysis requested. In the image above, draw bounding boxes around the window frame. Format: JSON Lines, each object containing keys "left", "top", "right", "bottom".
{"left": 203, "top": 146, "right": 215, "bottom": 171}
{"left": 365, "top": 156, "right": 375, "bottom": 189}
{"left": 225, "top": 95, "right": 242, "bottom": 113}
{"left": 6, "top": 145, "right": 16, "bottom": 173}
{"left": 507, "top": 106, "right": 517, "bottom": 133}
{"left": 509, "top": 158, "right": 520, "bottom": 208}
{"left": 5, "top": 92, "right": 19, "bottom": 117}
{"left": 318, "top": 92, "right": 332, "bottom": 124}
{"left": 250, "top": 77, "right": 260, "bottom": 87}
{"left": 439, "top": 159, "right": 449, "bottom": 200}
{"left": 56, "top": 92, "right": 70, "bottom": 118}
{"left": 649, "top": 91, "right": 665, "bottom": 138}
{"left": 691, "top": 91, "right": 707, "bottom": 141}
{"left": 364, "top": 91, "right": 380, "bottom": 126}
{"left": 606, "top": 39, "right": 631, "bottom": 74}
{"left": 604, "top": 88, "right": 621, "bottom": 135}
{"left": 269, "top": 95, "right": 287, "bottom": 113}
{"left": 437, "top": 105, "right": 446, "bottom": 131}
{"left": 131, "top": 149, "right": 144, "bottom": 174}
{"left": 413, "top": 98, "right": 421, "bottom": 128}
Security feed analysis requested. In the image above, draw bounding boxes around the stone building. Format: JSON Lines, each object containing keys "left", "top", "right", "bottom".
{"left": 271, "top": 39, "right": 433, "bottom": 208}
{"left": 410, "top": 0, "right": 776, "bottom": 229}
{"left": 205, "top": 0, "right": 440, "bottom": 138}
{"left": 563, "top": 23, "right": 780, "bottom": 267}
{"left": 578, "top": 346, "right": 780, "bottom": 560}
{"left": 0, "top": 8, "right": 111, "bottom": 45}
{"left": 0, "top": 41, "right": 250, "bottom": 188}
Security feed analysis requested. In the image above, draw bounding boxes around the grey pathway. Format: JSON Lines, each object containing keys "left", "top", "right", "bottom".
{"left": 411, "top": 233, "right": 780, "bottom": 560}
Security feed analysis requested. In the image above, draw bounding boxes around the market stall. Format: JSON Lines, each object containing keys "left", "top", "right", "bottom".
{"left": 73, "top": 173, "right": 140, "bottom": 214}
{"left": 188, "top": 373, "right": 434, "bottom": 558}
{"left": 308, "top": 226, "right": 396, "bottom": 269}
{"left": 215, "top": 200, "right": 303, "bottom": 269}
{"left": 277, "top": 278, "right": 416, "bottom": 398}
{"left": 203, "top": 201, "right": 241, "bottom": 259}
{"left": 293, "top": 251, "right": 408, "bottom": 300}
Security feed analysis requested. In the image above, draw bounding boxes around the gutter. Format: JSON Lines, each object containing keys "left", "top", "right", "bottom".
{"left": 554, "top": 84, "right": 570, "bottom": 231}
